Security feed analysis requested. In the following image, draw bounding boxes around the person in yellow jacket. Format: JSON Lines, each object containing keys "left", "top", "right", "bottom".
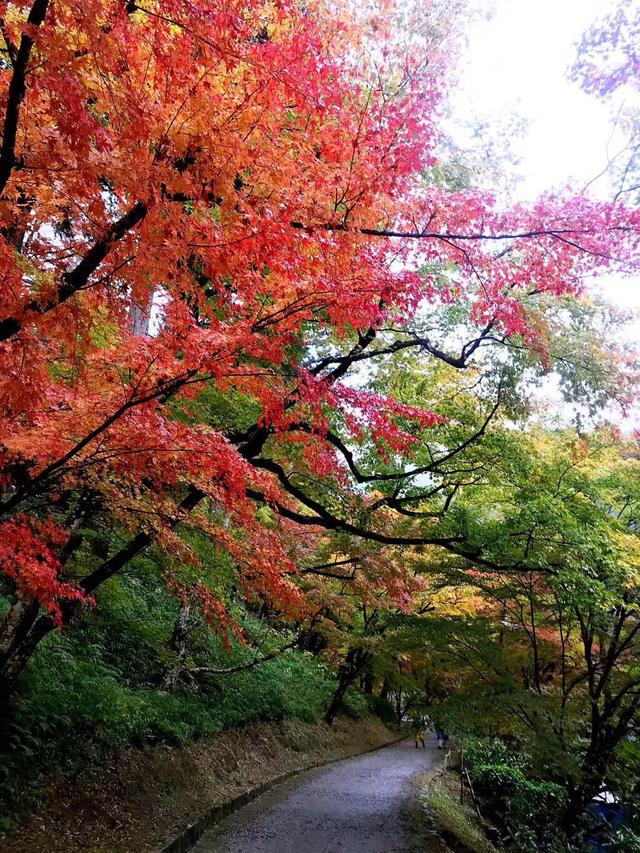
{"left": 414, "top": 728, "right": 426, "bottom": 749}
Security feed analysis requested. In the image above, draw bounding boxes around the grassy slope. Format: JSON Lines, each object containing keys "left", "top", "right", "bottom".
{"left": 0, "top": 564, "right": 367, "bottom": 829}
{"left": 423, "top": 770, "right": 498, "bottom": 853}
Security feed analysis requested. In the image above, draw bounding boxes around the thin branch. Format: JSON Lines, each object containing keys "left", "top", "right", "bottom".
{"left": 191, "top": 637, "right": 300, "bottom": 675}
{"left": 290, "top": 220, "right": 634, "bottom": 243}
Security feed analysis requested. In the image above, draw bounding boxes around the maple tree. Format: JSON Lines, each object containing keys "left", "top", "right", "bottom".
{"left": 0, "top": 0, "right": 638, "bottom": 697}
{"left": 293, "top": 535, "right": 426, "bottom": 725}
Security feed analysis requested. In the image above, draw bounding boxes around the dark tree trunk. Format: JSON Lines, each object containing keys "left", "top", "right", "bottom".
{"left": 0, "top": 488, "right": 205, "bottom": 699}
{"left": 363, "top": 668, "right": 374, "bottom": 695}
{"left": 325, "top": 647, "right": 371, "bottom": 726}
{"left": 562, "top": 726, "right": 618, "bottom": 831}
{"left": 163, "top": 601, "right": 191, "bottom": 691}
{"left": 324, "top": 679, "right": 351, "bottom": 727}
{"left": 0, "top": 596, "right": 41, "bottom": 700}
{"left": 0, "top": 608, "right": 55, "bottom": 691}
{"left": 297, "top": 627, "right": 328, "bottom": 656}
{"left": 379, "top": 675, "right": 391, "bottom": 700}
{"left": 563, "top": 775, "right": 603, "bottom": 832}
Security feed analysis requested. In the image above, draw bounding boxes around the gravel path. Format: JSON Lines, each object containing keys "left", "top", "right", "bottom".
{"left": 192, "top": 738, "right": 443, "bottom": 852}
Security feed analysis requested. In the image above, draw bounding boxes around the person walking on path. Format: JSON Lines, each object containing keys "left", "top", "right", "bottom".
{"left": 435, "top": 728, "right": 449, "bottom": 750}
{"left": 411, "top": 716, "right": 427, "bottom": 749}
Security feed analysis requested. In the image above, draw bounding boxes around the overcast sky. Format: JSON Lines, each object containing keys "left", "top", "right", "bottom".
{"left": 444, "top": 0, "right": 639, "bottom": 425}
{"left": 448, "top": 0, "right": 639, "bottom": 314}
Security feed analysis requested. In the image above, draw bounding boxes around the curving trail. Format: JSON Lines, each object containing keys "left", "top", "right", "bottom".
{"left": 192, "top": 738, "right": 444, "bottom": 853}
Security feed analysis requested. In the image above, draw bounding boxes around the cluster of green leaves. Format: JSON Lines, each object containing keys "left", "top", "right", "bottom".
{"left": 411, "top": 427, "right": 640, "bottom": 845}
{"left": 456, "top": 737, "right": 569, "bottom": 848}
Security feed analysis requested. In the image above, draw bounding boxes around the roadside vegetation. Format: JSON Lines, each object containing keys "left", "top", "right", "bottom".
{"left": 424, "top": 781, "right": 497, "bottom": 853}
{"left": 0, "top": 568, "right": 353, "bottom": 828}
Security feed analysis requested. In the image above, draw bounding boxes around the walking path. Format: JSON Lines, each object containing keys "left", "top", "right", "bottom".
{"left": 192, "top": 738, "right": 443, "bottom": 852}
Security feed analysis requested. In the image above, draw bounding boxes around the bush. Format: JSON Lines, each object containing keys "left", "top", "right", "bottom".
{"left": 471, "top": 763, "right": 567, "bottom": 845}
{"left": 602, "top": 825, "right": 640, "bottom": 852}
{"left": 340, "top": 686, "right": 369, "bottom": 719}
{"left": 463, "top": 736, "right": 521, "bottom": 771}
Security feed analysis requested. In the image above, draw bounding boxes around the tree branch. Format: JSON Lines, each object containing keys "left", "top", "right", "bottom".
{"left": 0, "top": 200, "right": 148, "bottom": 342}
{"left": 290, "top": 220, "right": 634, "bottom": 243}
{"left": 248, "top": 457, "right": 464, "bottom": 548}
{"left": 0, "top": 0, "right": 49, "bottom": 196}
{"left": 190, "top": 637, "right": 300, "bottom": 676}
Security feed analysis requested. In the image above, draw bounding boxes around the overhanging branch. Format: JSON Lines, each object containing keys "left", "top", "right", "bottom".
{"left": 0, "top": 200, "right": 148, "bottom": 342}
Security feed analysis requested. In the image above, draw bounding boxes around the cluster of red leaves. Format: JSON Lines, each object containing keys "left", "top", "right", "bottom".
{"left": 0, "top": 0, "right": 636, "bottom": 630}
{"left": 165, "top": 573, "right": 245, "bottom": 652}
{"left": 335, "top": 384, "right": 444, "bottom": 458}
{"left": 0, "top": 515, "right": 88, "bottom": 623}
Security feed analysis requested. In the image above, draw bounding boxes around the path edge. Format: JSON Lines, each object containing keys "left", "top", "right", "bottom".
{"left": 157, "top": 730, "right": 407, "bottom": 853}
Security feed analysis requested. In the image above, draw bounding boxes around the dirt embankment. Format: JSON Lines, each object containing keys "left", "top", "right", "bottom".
{"left": 1, "top": 716, "right": 399, "bottom": 853}
{"left": 421, "top": 767, "right": 498, "bottom": 853}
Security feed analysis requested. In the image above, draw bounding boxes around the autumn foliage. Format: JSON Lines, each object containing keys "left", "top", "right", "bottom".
{"left": 0, "top": 0, "right": 638, "bottom": 689}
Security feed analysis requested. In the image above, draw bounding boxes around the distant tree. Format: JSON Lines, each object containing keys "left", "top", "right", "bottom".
{"left": 572, "top": 1, "right": 640, "bottom": 204}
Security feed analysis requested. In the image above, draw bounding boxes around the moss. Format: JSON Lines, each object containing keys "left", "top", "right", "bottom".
{"left": 424, "top": 784, "right": 497, "bottom": 853}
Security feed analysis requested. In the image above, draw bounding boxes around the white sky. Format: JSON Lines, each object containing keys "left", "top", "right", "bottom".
{"left": 448, "top": 0, "right": 639, "bottom": 314}
{"left": 445, "top": 0, "right": 639, "bottom": 426}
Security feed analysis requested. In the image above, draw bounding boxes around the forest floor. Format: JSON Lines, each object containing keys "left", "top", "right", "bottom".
{"left": 0, "top": 715, "right": 401, "bottom": 852}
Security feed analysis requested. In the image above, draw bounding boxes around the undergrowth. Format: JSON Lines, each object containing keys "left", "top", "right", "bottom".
{"left": 0, "top": 564, "right": 345, "bottom": 829}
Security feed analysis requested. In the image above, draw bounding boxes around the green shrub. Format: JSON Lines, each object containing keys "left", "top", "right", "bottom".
{"left": 603, "top": 825, "right": 640, "bottom": 852}
{"left": 464, "top": 736, "right": 521, "bottom": 771}
{"left": 0, "top": 572, "right": 337, "bottom": 820}
{"left": 471, "top": 763, "right": 567, "bottom": 844}
{"left": 340, "top": 686, "right": 369, "bottom": 719}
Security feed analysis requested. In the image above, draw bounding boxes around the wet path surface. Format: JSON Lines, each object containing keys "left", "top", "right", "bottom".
{"left": 192, "top": 738, "right": 441, "bottom": 853}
